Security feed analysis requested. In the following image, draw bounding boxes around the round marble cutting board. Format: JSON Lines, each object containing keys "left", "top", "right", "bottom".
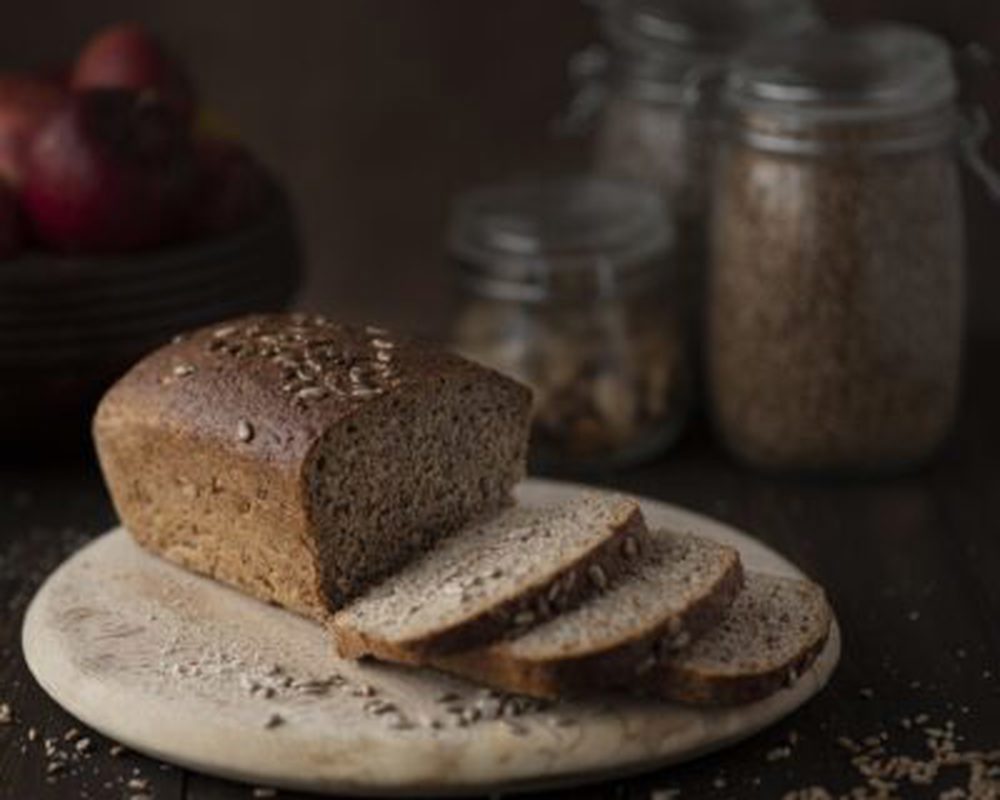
{"left": 22, "top": 478, "right": 840, "bottom": 796}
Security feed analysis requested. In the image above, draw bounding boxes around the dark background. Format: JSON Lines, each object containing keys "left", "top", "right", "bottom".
{"left": 2, "top": 0, "right": 997, "bottom": 339}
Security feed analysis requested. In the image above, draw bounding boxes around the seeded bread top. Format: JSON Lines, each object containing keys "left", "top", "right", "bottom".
{"left": 335, "top": 494, "right": 644, "bottom": 645}
{"left": 663, "top": 572, "right": 831, "bottom": 679}
{"left": 491, "top": 529, "right": 741, "bottom": 661}
{"left": 94, "top": 313, "right": 531, "bottom": 467}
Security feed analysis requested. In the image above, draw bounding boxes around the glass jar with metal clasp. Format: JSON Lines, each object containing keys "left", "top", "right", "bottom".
{"left": 707, "top": 23, "right": 975, "bottom": 473}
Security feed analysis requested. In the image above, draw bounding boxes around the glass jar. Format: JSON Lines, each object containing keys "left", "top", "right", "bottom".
{"left": 589, "top": 0, "right": 817, "bottom": 279}
{"left": 707, "top": 24, "right": 966, "bottom": 473}
{"left": 449, "top": 177, "right": 689, "bottom": 471}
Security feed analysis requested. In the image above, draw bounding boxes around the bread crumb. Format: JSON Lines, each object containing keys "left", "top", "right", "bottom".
{"left": 264, "top": 713, "right": 284, "bottom": 729}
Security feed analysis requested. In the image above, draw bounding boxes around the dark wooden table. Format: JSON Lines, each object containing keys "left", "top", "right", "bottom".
{"left": 2, "top": 340, "right": 998, "bottom": 800}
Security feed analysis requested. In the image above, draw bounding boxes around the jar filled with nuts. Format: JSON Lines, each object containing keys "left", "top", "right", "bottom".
{"left": 584, "top": 0, "right": 817, "bottom": 284}
{"left": 708, "top": 24, "right": 966, "bottom": 473}
{"left": 449, "top": 177, "right": 688, "bottom": 471}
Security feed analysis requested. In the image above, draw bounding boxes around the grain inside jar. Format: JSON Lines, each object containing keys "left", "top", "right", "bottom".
{"left": 588, "top": 0, "right": 818, "bottom": 306}
{"left": 707, "top": 24, "right": 965, "bottom": 473}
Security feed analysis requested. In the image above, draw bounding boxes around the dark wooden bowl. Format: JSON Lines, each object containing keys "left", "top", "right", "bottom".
{"left": 0, "top": 190, "right": 302, "bottom": 450}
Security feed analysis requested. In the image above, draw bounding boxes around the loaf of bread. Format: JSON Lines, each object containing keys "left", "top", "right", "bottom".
{"left": 93, "top": 313, "right": 532, "bottom": 620}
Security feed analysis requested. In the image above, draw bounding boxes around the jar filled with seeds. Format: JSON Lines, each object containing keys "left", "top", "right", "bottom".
{"left": 707, "top": 24, "right": 966, "bottom": 473}
{"left": 584, "top": 0, "right": 817, "bottom": 284}
{"left": 449, "top": 177, "right": 688, "bottom": 471}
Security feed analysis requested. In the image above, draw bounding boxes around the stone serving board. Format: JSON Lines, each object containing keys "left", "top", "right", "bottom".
{"left": 22, "top": 478, "right": 840, "bottom": 796}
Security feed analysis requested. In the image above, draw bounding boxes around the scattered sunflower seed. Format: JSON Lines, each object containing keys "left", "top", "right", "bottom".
{"left": 513, "top": 610, "right": 536, "bottom": 626}
{"left": 587, "top": 564, "right": 608, "bottom": 590}
{"left": 237, "top": 420, "right": 255, "bottom": 443}
{"left": 296, "top": 387, "right": 327, "bottom": 401}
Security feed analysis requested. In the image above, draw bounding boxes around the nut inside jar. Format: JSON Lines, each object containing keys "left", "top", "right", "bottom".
{"left": 455, "top": 291, "right": 687, "bottom": 467}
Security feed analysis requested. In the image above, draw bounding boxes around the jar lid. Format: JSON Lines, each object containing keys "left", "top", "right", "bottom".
{"left": 725, "top": 23, "right": 956, "bottom": 119}
{"left": 449, "top": 177, "right": 672, "bottom": 301}
{"left": 602, "top": 0, "right": 817, "bottom": 60}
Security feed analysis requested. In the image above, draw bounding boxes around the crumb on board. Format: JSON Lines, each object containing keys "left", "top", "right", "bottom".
{"left": 264, "top": 713, "right": 285, "bottom": 730}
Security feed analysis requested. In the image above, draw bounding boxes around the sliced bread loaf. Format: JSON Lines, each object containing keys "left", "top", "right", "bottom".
{"left": 331, "top": 494, "right": 648, "bottom": 661}
{"left": 651, "top": 572, "right": 832, "bottom": 705}
{"left": 427, "top": 528, "right": 744, "bottom": 699}
{"left": 94, "top": 313, "right": 532, "bottom": 620}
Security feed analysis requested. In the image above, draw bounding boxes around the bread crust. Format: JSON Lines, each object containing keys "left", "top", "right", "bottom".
{"left": 654, "top": 627, "right": 830, "bottom": 705}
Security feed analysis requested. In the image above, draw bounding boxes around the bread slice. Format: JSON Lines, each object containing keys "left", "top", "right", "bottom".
{"left": 651, "top": 572, "right": 832, "bottom": 705}
{"left": 427, "top": 529, "right": 744, "bottom": 699}
{"left": 331, "top": 494, "right": 648, "bottom": 660}
{"left": 93, "top": 313, "right": 532, "bottom": 620}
